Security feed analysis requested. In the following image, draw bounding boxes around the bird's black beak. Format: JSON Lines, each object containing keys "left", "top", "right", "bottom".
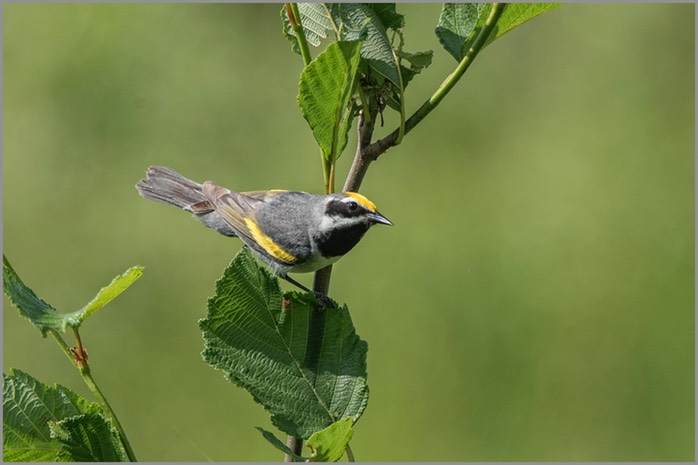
{"left": 368, "top": 211, "right": 393, "bottom": 226}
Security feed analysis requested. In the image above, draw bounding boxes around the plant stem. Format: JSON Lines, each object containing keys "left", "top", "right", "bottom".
{"left": 286, "top": 3, "right": 312, "bottom": 67}
{"left": 285, "top": 435, "right": 303, "bottom": 462}
{"left": 50, "top": 329, "right": 138, "bottom": 462}
{"left": 313, "top": 265, "right": 333, "bottom": 297}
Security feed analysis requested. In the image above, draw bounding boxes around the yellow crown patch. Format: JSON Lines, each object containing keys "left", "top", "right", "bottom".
{"left": 346, "top": 192, "right": 377, "bottom": 212}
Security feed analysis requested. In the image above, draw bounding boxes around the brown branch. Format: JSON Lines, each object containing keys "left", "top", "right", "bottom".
{"left": 343, "top": 108, "right": 378, "bottom": 193}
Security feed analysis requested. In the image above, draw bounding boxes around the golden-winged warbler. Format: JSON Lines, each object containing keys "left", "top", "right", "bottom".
{"left": 136, "top": 166, "right": 392, "bottom": 298}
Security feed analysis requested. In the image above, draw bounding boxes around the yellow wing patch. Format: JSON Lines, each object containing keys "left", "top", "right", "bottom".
{"left": 244, "top": 218, "right": 297, "bottom": 264}
{"left": 346, "top": 192, "right": 377, "bottom": 212}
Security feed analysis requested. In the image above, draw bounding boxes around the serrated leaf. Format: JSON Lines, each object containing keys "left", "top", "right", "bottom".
{"left": 256, "top": 427, "right": 305, "bottom": 462}
{"left": 333, "top": 3, "right": 401, "bottom": 87}
{"left": 298, "top": 40, "right": 363, "bottom": 162}
{"left": 50, "top": 413, "right": 128, "bottom": 462}
{"left": 282, "top": 3, "right": 337, "bottom": 54}
{"left": 3, "top": 255, "right": 66, "bottom": 335}
{"left": 485, "top": 3, "right": 564, "bottom": 46}
{"left": 64, "top": 266, "right": 144, "bottom": 328}
{"left": 435, "top": 3, "right": 490, "bottom": 62}
{"left": 307, "top": 418, "right": 354, "bottom": 462}
{"left": 2, "top": 369, "right": 103, "bottom": 462}
{"left": 200, "top": 247, "right": 369, "bottom": 439}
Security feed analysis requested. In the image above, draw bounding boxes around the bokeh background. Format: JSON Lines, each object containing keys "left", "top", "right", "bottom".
{"left": 3, "top": 3, "right": 694, "bottom": 462}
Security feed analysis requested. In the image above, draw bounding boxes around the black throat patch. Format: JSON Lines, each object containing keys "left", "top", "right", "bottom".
{"left": 316, "top": 223, "right": 370, "bottom": 258}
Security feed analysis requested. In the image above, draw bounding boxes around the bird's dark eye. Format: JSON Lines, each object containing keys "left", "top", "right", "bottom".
{"left": 347, "top": 201, "right": 358, "bottom": 211}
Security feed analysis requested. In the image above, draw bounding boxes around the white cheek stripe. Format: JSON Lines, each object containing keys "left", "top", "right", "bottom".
{"left": 319, "top": 214, "right": 335, "bottom": 232}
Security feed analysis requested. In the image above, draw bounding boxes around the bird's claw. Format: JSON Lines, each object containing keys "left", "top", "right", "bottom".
{"left": 313, "top": 291, "right": 338, "bottom": 309}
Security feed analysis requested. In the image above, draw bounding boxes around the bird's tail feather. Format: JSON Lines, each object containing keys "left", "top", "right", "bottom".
{"left": 136, "top": 165, "right": 205, "bottom": 210}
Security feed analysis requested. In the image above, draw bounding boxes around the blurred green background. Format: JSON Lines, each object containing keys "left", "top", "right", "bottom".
{"left": 3, "top": 3, "right": 694, "bottom": 461}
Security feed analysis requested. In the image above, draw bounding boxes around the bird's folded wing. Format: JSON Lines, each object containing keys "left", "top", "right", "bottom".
{"left": 202, "top": 182, "right": 296, "bottom": 265}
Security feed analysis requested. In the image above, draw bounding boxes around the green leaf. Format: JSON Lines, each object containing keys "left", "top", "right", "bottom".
{"left": 369, "top": 3, "right": 404, "bottom": 30}
{"left": 435, "top": 3, "right": 490, "bottom": 62}
{"left": 396, "top": 49, "right": 434, "bottom": 88}
{"left": 306, "top": 418, "right": 354, "bottom": 462}
{"left": 200, "top": 247, "right": 369, "bottom": 439}
{"left": 64, "top": 266, "right": 144, "bottom": 328}
{"left": 333, "top": 3, "right": 402, "bottom": 87}
{"left": 435, "top": 3, "right": 563, "bottom": 61}
{"left": 50, "top": 413, "right": 128, "bottom": 462}
{"left": 281, "top": 3, "right": 337, "bottom": 54}
{"left": 283, "top": 3, "right": 432, "bottom": 121}
{"left": 3, "top": 256, "right": 144, "bottom": 334}
{"left": 3, "top": 255, "right": 66, "bottom": 335}
{"left": 256, "top": 427, "right": 305, "bottom": 462}
{"left": 298, "top": 39, "right": 363, "bottom": 162}
{"left": 2, "top": 369, "right": 102, "bottom": 461}
{"left": 281, "top": 2, "right": 406, "bottom": 83}
{"left": 485, "top": 3, "right": 564, "bottom": 46}
{"left": 398, "top": 49, "right": 434, "bottom": 71}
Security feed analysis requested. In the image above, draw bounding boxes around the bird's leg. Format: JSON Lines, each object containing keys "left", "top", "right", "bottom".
{"left": 281, "top": 275, "right": 336, "bottom": 309}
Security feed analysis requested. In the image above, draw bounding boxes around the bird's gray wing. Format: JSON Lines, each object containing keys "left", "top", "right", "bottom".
{"left": 202, "top": 182, "right": 297, "bottom": 265}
